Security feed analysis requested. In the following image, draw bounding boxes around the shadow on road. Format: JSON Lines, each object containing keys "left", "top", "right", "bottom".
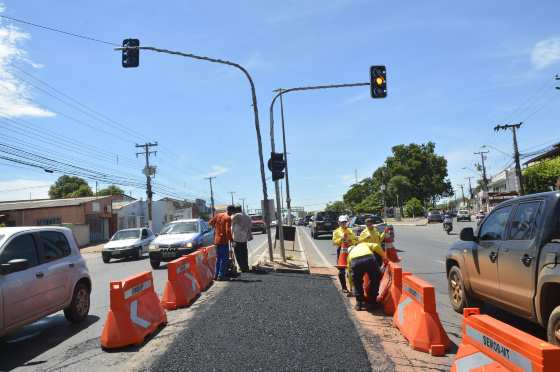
{"left": 0, "top": 314, "right": 100, "bottom": 371}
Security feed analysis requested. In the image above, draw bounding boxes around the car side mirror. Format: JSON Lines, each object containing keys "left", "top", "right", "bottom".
{"left": 0, "top": 258, "right": 29, "bottom": 274}
{"left": 460, "top": 228, "right": 476, "bottom": 242}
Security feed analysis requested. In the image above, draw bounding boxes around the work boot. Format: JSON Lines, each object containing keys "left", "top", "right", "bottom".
{"left": 355, "top": 301, "right": 365, "bottom": 311}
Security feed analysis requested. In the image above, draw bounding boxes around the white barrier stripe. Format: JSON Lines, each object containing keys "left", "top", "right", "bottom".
{"left": 466, "top": 325, "right": 533, "bottom": 372}
{"left": 403, "top": 284, "right": 423, "bottom": 304}
{"left": 454, "top": 351, "right": 495, "bottom": 372}
{"left": 397, "top": 297, "right": 413, "bottom": 325}
{"left": 124, "top": 280, "right": 152, "bottom": 299}
{"left": 184, "top": 263, "right": 199, "bottom": 292}
{"left": 130, "top": 300, "right": 151, "bottom": 329}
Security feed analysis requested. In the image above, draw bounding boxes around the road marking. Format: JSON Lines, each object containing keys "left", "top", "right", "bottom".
{"left": 249, "top": 239, "right": 268, "bottom": 266}
{"left": 434, "top": 259, "right": 446, "bottom": 265}
{"left": 299, "top": 227, "right": 332, "bottom": 267}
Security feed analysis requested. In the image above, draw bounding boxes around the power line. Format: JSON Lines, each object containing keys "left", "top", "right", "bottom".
{"left": 0, "top": 14, "right": 118, "bottom": 46}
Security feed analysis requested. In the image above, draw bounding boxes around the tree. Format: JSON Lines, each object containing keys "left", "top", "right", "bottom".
{"left": 404, "top": 197, "right": 424, "bottom": 217}
{"left": 325, "top": 201, "right": 349, "bottom": 214}
{"left": 98, "top": 185, "right": 124, "bottom": 196}
{"left": 49, "top": 176, "right": 93, "bottom": 199}
{"left": 354, "top": 192, "right": 383, "bottom": 214}
{"left": 524, "top": 157, "right": 560, "bottom": 194}
{"left": 343, "top": 178, "right": 376, "bottom": 208}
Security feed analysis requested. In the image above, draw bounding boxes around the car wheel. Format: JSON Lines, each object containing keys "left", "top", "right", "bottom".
{"left": 547, "top": 306, "right": 560, "bottom": 345}
{"left": 102, "top": 254, "right": 110, "bottom": 264}
{"left": 64, "top": 282, "right": 90, "bottom": 323}
{"left": 150, "top": 259, "right": 161, "bottom": 270}
{"left": 448, "top": 266, "right": 471, "bottom": 313}
{"left": 134, "top": 246, "right": 142, "bottom": 260}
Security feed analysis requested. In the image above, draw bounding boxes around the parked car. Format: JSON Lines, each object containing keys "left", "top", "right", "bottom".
{"left": 446, "top": 191, "right": 560, "bottom": 345}
{"left": 456, "top": 209, "right": 471, "bottom": 222}
{"left": 349, "top": 214, "right": 386, "bottom": 237}
{"left": 427, "top": 210, "right": 444, "bottom": 223}
{"left": 250, "top": 215, "right": 266, "bottom": 234}
{"left": 0, "top": 226, "right": 91, "bottom": 338}
{"left": 475, "top": 210, "right": 486, "bottom": 225}
{"left": 148, "top": 219, "right": 214, "bottom": 269}
{"left": 102, "top": 227, "right": 155, "bottom": 263}
{"left": 309, "top": 211, "right": 339, "bottom": 239}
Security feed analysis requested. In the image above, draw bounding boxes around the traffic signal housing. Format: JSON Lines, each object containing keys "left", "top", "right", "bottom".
{"left": 268, "top": 152, "right": 286, "bottom": 181}
{"left": 370, "top": 65, "right": 387, "bottom": 98}
{"left": 122, "top": 39, "right": 140, "bottom": 68}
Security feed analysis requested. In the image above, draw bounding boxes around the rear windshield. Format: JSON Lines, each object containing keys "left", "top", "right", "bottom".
{"left": 316, "top": 212, "right": 338, "bottom": 221}
{"left": 354, "top": 215, "right": 383, "bottom": 225}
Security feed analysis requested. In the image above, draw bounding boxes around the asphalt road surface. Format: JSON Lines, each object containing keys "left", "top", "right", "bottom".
{"left": 302, "top": 221, "right": 548, "bottom": 356}
{"left": 0, "top": 233, "right": 269, "bottom": 371}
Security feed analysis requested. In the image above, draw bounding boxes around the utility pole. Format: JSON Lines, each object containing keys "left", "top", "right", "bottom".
{"left": 494, "top": 123, "right": 524, "bottom": 195}
{"left": 278, "top": 91, "right": 293, "bottom": 227}
{"left": 465, "top": 176, "right": 474, "bottom": 209}
{"left": 205, "top": 176, "right": 216, "bottom": 217}
{"left": 229, "top": 191, "right": 236, "bottom": 205}
{"left": 136, "top": 142, "right": 158, "bottom": 229}
{"left": 240, "top": 198, "right": 246, "bottom": 213}
{"left": 474, "top": 150, "right": 490, "bottom": 191}
{"left": 459, "top": 184, "right": 465, "bottom": 207}
{"left": 355, "top": 169, "right": 358, "bottom": 184}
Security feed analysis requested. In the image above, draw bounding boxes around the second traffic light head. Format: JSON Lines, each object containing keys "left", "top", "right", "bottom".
{"left": 122, "top": 39, "right": 140, "bottom": 68}
{"left": 370, "top": 65, "right": 387, "bottom": 98}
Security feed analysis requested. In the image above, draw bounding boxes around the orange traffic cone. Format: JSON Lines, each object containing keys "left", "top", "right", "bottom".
{"left": 384, "top": 226, "right": 400, "bottom": 263}
{"left": 336, "top": 242, "right": 349, "bottom": 269}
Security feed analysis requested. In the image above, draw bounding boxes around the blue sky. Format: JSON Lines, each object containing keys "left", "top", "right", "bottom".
{"left": 0, "top": 0, "right": 559, "bottom": 211}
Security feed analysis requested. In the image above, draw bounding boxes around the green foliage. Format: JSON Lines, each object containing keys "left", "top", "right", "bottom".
{"left": 523, "top": 157, "right": 560, "bottom": 194}
{"left": 388, "top": 175, "right": 411, "bottom": 203}
{"left": 325, "top": 201, "right": 349, "bottom": 214}
{"left": 49, "top": 176, "right": 93, "bottom": 199}
{"left": 97, "top": 185, "right": 124, "bottom": 196}
{"left": 404, "top": 197, "right": 424, "bottom": 217}
{"left": 343, "top": 178, "right": 376, "bottom": 207}
{"left": 354, "top": 192, "right": 383, "bottom": 214}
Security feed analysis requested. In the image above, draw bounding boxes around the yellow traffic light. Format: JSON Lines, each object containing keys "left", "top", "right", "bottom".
{"left": 375, "top": 77, "right": 384, "bottom": 86}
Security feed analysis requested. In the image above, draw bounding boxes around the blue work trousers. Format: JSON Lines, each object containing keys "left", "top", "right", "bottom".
{"left": 215, "top": 243, "right": 230, "bottom": 279}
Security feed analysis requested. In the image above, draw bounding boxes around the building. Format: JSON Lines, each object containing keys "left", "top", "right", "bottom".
{"left": 0, "top": 196, "right": 113, "bottom": 245}
{"left": 112, "top": 199, "right": 147, "bottom": 233}
{"left": 524, "top": 142, "right": 560, "bottom": 167}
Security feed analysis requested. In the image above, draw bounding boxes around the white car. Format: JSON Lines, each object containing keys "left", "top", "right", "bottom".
{"left": 102, "top": 227, "right": 155, "bottom": 263}
{"left": 0, "top": 226, "right": 91, "bottom": 338}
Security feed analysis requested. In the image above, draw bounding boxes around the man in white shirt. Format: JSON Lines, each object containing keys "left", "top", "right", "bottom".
{"left": 231, "top": 205, "right": 253, "bottom": 272}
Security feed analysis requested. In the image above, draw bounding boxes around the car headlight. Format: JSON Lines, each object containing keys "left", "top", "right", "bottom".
{"left": 149, "top": 244, "right": 158, "bottom": 251}
{"left": 182, "top": 242, "right": 194, "bottom": 248}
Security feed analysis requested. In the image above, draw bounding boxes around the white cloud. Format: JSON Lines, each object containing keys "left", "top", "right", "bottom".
{"left": 531, "top": 37, "right": 560, "bottom": 69}
{"left": 203, "top": 165, "right": 229, "bottom": 178}
{"left": 0, "top": 179, "right": 51, "bottom": 201}
{"left": 0, "top": 7, "right": 53, "bottom": 118}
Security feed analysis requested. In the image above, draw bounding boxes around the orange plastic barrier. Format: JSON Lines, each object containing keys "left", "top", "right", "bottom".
{"left": 190, "top": 250, "right": 213, "bottom": 290}
{"left": 451, "top": 308, "right": 560, "bottom": 372}
{"left": 161, "top": 256, "right": 201, "bottom": 310}
{"left": 393, "top": 273, "right": 450, "bottom": 356}
{"left": 384, "top": 226, "right": 400, "bottom": 263}
{"left": 376, "top": 262, "right": 403, "bottom": 316}
{"left": 100, "top": 271, "right": 167, "bottom": 349}
{"left": 204, "top": 245, "right": 217, "bottom": 278}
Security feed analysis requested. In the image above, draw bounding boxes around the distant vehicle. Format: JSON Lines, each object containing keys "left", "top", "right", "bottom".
{"left": 148, "top": 219, "right": 214, "bottom": 269}
{"left": 297, "top": 218, "right": 306, "bottom": 226}
{"left": 475, "top": 210, "right": 486, "bottom": 225}
{"left": 443, "top": 214, "right": 453, "bottom": 234}
{"left": 310, "top": 211, "right": 339, "bottom": 239}
{"left": 446, "top": 191, "right": 560, "bottom": 345}
{"left": 349, "top": 214, "right": 386, "bottom": 237}
{"left": 102, "top": 227, "right": 155, "bottom": 263}
{"left": 304, "top": 215, "right": 312, "bottom": 226}
{"left": 250, "top": 215, "right": 266, "bottom": 234}
{"left": 427, "top": 210, "right": 444, "bottom": 223}
{"left": 457, "top": 209, "right": 471, "bottom": 222}
{"left": 0, "top": 226, "right": 91, "bottom": 338}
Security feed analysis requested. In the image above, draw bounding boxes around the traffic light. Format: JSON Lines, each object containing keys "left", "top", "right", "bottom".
{"left": 370, "top": 65, "right": 387, "bottom": 98}
{"left": 122, "top": 39, "right": 140, "bottom": 68}
{"left": 267, "top": 152, "right": 286, "bottom": 181}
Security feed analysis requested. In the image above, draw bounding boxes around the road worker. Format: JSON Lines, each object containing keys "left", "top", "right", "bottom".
{"left": 332, "top": 215, "right": 357, "bottom": 295}
{"left": 358, "top": 217, "right": 385, "bottom": 246}
{"left": 347, "top": 242, "right": 387, "bottom": 311}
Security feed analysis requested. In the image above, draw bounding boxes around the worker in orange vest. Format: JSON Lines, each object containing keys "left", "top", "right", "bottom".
{"left": 332, "top": 215, "right": 357, "bottom": 295}
{"left": 209, "top": 205, "right": 235, "bottom": 281}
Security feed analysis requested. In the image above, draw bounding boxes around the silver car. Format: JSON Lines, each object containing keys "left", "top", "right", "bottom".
{"left": 102, "top": 227, "right": 155, "bottom": 263}
{"left": 0, "top": 226, "right": 91, "bottom": 338}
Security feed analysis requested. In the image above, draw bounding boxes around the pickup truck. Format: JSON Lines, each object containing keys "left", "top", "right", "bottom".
{"left": 446, "top": 191, "right": 560, "bottom": 345}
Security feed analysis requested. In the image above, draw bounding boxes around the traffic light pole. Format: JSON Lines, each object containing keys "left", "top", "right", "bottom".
{"left": 118, "top": 45, "right": 274, "bottom": 262}
{"left": 269, "top": 82, "right": 370, "bottom": 261}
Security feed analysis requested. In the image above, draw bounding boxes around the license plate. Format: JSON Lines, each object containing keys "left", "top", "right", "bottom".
{"left": 162, "top": 251, "right": 176, "bottom": 258}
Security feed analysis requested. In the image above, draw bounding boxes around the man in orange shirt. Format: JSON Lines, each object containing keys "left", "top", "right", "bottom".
{"left": 209, "top": 205, "right": 235, "bottom": 281}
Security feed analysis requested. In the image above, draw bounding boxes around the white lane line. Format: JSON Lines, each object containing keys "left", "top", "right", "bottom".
{"left": 434, "top": 259, "right": 445, "bottom": 265}
{"left": 299, "top": 227, "right": 332, "bottom": 267}
{"left": 248, "top": 239, "right": 268, "bottom": 266}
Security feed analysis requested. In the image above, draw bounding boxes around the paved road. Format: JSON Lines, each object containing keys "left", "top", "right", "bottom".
{"left": 0, "top": 234, "right": 269, "bottom": 371}
{"left": 302, "top": 221, "right": 548, "bottom": 356}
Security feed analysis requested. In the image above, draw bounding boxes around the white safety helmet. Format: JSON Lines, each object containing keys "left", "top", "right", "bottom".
{"left": 338, "top": 215, "right": 349, "bottom": 223}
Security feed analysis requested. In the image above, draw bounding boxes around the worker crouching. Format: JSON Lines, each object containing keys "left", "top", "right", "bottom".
{"left": 347, "top": 242, "right": 387, "bottom": 311}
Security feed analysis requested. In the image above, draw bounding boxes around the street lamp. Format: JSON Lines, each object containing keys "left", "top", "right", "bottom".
{"left": 116, "top": 43, "right": 274, "bottom": 261}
